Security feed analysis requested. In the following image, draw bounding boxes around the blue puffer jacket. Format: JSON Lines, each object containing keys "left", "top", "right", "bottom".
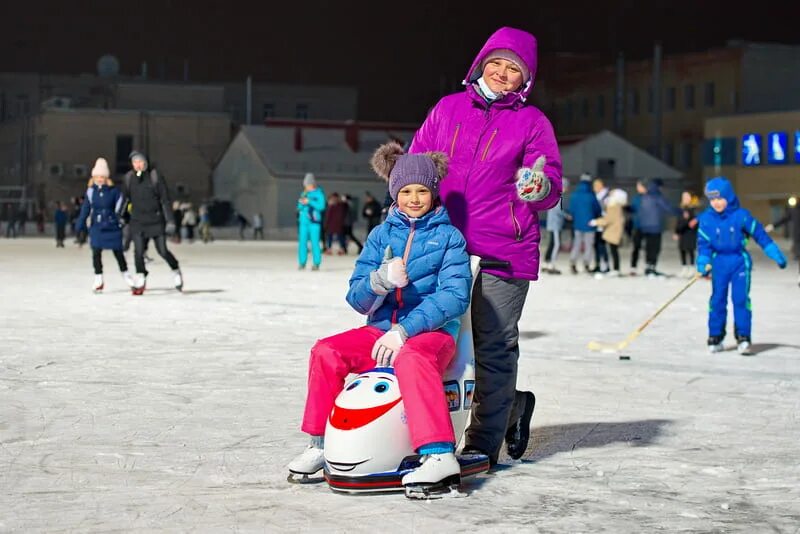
{"left": 567, "top": 180, "right": 602, "bottom": 232}
{"left": 697, "top": 177, "right": 774, "bottom": 260}
{"left": 346, "top": 204, "right": 472, "bottom": 339}
{"left": 75, "top": 184, "right": 125, "bottom": 250}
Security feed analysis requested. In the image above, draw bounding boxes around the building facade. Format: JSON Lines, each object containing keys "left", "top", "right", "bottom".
{"left": 703, "top": 110, "right": 800, "bottom": 223}
{"left": 539, "top": 42, "right": 800, "bottom": 191}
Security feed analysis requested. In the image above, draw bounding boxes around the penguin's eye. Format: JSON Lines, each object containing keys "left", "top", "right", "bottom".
{"left": 374, "top": 381, "right": 389, "bottom": 393}
{"left": 346, "top": 380, "right": 361, "bottom": 391}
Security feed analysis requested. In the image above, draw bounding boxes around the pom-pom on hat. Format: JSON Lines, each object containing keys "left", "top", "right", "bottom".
{"left": 91, "top": 157, "right": 110, "bottom": 178}
{"left": 370, "top": 142, "right": 448, "bottom": 201}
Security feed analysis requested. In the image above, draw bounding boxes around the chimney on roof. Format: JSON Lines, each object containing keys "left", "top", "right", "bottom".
{"left": 344, "top": 121, "right": 359, "bottom": 152}
{"left": 294, "top": 127, "right": 303, "bottom": 152}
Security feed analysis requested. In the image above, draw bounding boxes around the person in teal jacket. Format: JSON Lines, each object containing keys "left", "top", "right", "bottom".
{"left": 288, "top": 143, "right": 472, "bottom": 495}
{"left": 697, "top": 177, "right": 787, "bottom": 355}
{"left": 297, "top": 173, "right": 326, "bottom": 270}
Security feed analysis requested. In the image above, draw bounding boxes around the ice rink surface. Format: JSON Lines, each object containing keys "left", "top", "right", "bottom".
{"left": 1, "top": 237, "right": 799, "bottom": 533}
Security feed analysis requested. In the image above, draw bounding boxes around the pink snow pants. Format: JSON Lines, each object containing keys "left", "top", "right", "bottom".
{"left": 301, "top": 325, "right": 456, "bottom": 450}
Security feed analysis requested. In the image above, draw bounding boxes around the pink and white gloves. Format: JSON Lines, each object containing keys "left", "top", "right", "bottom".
{"left": 515, "top": 155, "right": 551, "bottom": 202}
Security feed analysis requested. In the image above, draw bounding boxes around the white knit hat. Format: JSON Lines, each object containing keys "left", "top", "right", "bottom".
{"left": 91, "top": 157, "right": 110, "bottom": 178}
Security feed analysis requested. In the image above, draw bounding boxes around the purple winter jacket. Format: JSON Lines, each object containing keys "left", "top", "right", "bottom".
{"left": 409, "top": 27, "right": 562, "bottom": 280}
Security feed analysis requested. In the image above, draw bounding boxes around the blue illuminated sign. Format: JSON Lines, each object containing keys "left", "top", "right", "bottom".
{"left": 767, "top": 132, "right": 788, "bottom": 164}
{"left": 795, "top": 131, "right": 800, "bottom": 164}
{"left": 742, "top": 133, "right": 761, "bottom": 166}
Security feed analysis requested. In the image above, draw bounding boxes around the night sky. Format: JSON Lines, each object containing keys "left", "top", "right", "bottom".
{"left": 4, "top": 0, "right": 800, "bottom": 121}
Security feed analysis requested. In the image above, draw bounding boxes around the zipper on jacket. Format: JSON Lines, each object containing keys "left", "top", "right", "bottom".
{"left": 509, "top": 202, "right": 522, "bottom": 241}
{"left": 481, "top": 129, "right": 498, "bottom": 161}
{"left": 392, "top": 220, "right": 416, "bottom": 324}
{"left": 449, "top": 123, "right": 461, "bottom": 158}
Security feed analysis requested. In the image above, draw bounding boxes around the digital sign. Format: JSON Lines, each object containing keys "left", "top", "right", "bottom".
{"left": 795, "top": 131, "right": 800, "bottom": 164}
{"left": 767, "top": 132, "right": 788, "bottom": 164}
{"left": 742, "top": 133, "right": 761, "bottom": 166}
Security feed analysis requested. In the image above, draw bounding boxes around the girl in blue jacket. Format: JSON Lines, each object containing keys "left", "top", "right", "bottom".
{"left": 288, "top": 143, "right": 472, "bottom": 493}
{"left": 75, "top": 158, "right": 134, "bottom": 292}
{"left": 697, "top": 177, "right": 787, "bottom": 354}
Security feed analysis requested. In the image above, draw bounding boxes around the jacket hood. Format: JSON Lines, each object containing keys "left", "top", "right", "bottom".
{"left": 705, "top": 177, "right": 740, "bottom": 213}
{"left": 463, "top": 26, "right": 538, "bottom": 102}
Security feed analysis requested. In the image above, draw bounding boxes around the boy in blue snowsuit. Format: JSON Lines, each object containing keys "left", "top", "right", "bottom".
{"left": 697, "top": 177, "right": 787, "bottom": 354}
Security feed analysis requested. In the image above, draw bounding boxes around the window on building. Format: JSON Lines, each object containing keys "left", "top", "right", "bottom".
{"left": 115, "top": 135, "right": 133, "bottom": 176}
{"left": 581, "top": 97, "right": 589, "bottom": 119}
{"left": 16, "top": 95, "right": 30, "bottom": 117}
{"left": 295, "top": 103, "right": 309, "bottom": 120}
{"left": 262, "top": 103, "right": 275, "bottom": 119}
{"left": 681, "top": 141, "right": 694, "bottom": 168}
{"left": 666, "top": 87, "right": 676, "bottom": 111}
{"left": 684, "top": 85, "right": 695, "bottom": 110}
{"left": 664, "top": 142, "right": 674, "bottom": 165}
{"left": 597, "top": 94, "right": 605, "bottom": 118}
{"left": 704, "top": 82, "right": 715, "bottom": 108}
{"left": 629, "top": 90, "right": 639, "bottom": 115}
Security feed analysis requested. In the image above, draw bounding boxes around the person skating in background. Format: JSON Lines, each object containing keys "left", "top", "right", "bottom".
{"left": 15, "top": 205, "right": 27, "bottom": 236}
{"left": 235, "top": 211, "right": 250, "bottom": 240}
{"left": 697, "top": 177, "right": 787, "bottom": 355}
{"left": 766, "top": 195, "right": 799, "bottom": 288}
{"left": 252, "top": 212, "right": 264, "bottom": 240}
{"left": 123, "top": 151, "right": 182, "bottom": 295}
{"left": 589, "top": 188, "right": 627, "bottom": 277}
{"left": 35, "top": 209, "right": 45, "bottom": 234}
{"left": 342, "top": 194, "right": 363, "bottom": 254}
{"left": 592, "top": 178, "right": 610, "bottom": 274}
{"left": 198, "top": 204, "right": 213, "bottom": 243}
{"left": 171, "top": 201, "right": 184, "bottom": 244}
{"left": 288, "top": 144, "right": 472, "bottom": 495}
{"left": 74, "top": 158, "right": 135, "bottom": 292}
{"left": 323, "top": 193, "right": 348, "bottom": 255}
{"left": 297, "top": 172, "right": 326, "bottom": 270}
{"left": 54, "top": 202, "right": 68, "bottom": 248}
{"left": 627, "top": 180, "right": 647, "bottom": 275}
{"left": 362, "top": 191, "right": 382, "bottom": 236}
{"left": 674, "top": 190, "right": 700, "bottom": 278}
{"left": 180, "top": 203, "right": 197, "bottom": 242}
{"left": 638, "top": 178, "right": 681, "bottom": 278}
{"left": 408, "top": 27, "right": 562, "bottom": 464}
{"left": 567, "top": 174, "right": 602, "bottom": 274}
{"left": 542, "top": 178, "right": 570, "bottom": 274}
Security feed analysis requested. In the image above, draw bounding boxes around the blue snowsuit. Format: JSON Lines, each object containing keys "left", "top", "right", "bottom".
{"left": 297, "top": 186, "right": 326, "bottom": 268}
{"left": 697, "top": 178, "right": 787, "bottom": 339}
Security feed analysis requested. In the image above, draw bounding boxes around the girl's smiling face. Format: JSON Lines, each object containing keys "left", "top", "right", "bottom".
{"left": 396, "top": 184, "right": 433, "bottom": 218}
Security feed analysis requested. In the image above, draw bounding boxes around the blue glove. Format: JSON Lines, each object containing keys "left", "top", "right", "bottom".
{"left": 696, "top": 256, "right": 712, "bottom": 276}
{"left": 763, "top": 243, "right": 787, "bottom": 269}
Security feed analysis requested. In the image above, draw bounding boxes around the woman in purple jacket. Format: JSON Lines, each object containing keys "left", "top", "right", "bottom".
{"left": 409, "top": 26, "right": 563, "bottom": 464}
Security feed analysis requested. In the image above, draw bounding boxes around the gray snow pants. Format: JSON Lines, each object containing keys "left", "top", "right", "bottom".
{"left": 465, "top": 272, "right": 530, "bottom": 459}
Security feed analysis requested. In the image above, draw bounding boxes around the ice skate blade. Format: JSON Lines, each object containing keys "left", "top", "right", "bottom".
{"left": 404, "top": 475, "right": 464, "bottom": 500}
{"left": 287, "top": 471, "right": 324, "bottom": 485}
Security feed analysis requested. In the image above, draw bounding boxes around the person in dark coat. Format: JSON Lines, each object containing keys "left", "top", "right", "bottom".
{"left": 54, "top": 202, "right": 68, "bottom": 248}
{"left": 342, "top": 193, "right": 363, "bottom": 253}
{"left": 74, "top": 158, "right": 134, "bottom": 292}
{"left": 362, "top": 191, "right": 382, "bottom": 236}
{"left": 637, "top": 178, "right": 681, "bottom": 277}
{"left": 122, "top": 151, "right": 182, "bottom": 294}
{"left": 766, "top": 195, "right": 800, "bottom": 287}
{"left": 324, "top": 192, "right": 348, "bottom": 254}
{"left": 674, "top": 191, "right": 699, "bottom": 278}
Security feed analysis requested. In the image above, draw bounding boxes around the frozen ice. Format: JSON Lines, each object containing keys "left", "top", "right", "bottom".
{"left": 1, "top": 237, "right": 799, "bottom": 532}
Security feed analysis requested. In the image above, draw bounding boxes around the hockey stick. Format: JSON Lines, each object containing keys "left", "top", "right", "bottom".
{"left": 587, "top": 272, "right": 704, "bottom": 353}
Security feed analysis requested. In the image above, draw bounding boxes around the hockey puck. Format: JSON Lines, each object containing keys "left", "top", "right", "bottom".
{"left": 618, "top": 355, "right": 631, "bottom": 360}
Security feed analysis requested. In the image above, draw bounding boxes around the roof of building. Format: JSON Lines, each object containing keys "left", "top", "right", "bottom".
{"left": 232, "top": 124, "right": 415, "bottom": 180}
